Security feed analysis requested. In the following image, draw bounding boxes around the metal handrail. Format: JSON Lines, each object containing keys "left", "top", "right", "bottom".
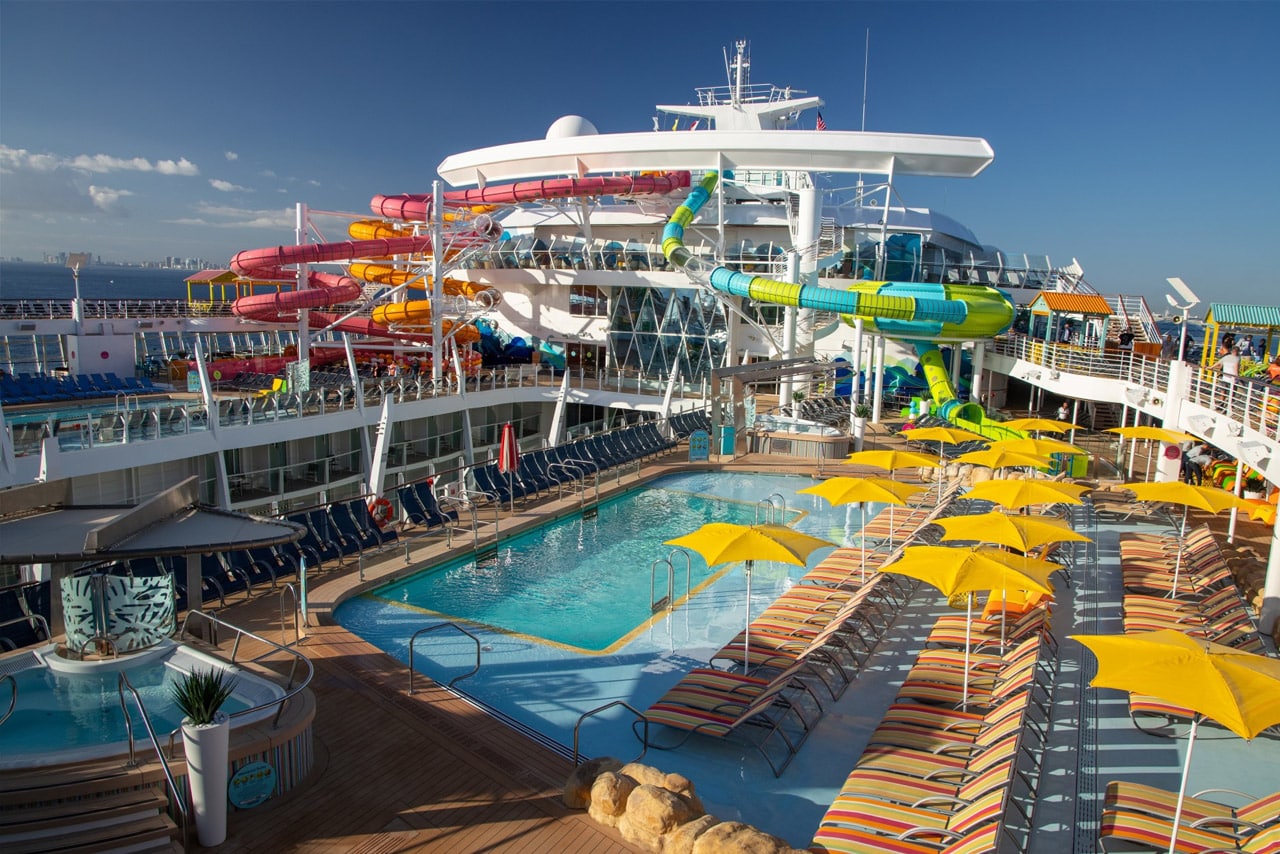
{"left": 572, "top": 700, "right": 648, "bottom": 768}
{"left": 0, "top": 612, "right": 51, "bottom": 645}
{"left": 74, "top": 632, "right": 119, "bottom": 661}
{"left": 651, "top": 557, "right": 673, "bottom": 612}
{"left": 116, "top": 672, "right": 190, "bottom": 847}
{"left": 439, "top": 496, "right": 478, "bottom": 549}
{"left": 408, "top": 622, "right": 481, "bottom": 693}
{"left": 177, "top": 610, "right": 314, "bottom": 729}
{"left": 0, "top": 674, "right": 15, "bottom": 727}
{"left": 277, "top": 583, "right": 301, "bottom": 646}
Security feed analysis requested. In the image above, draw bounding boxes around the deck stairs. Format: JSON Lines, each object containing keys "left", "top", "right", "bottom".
{"left": 1085, "top": 400, "right": 1124, "bottom": 433}
{"left": 1103, "top": 294, "right": 1160, "bottom": 345}
{"left": 0, "top": 761, "right": 181, "bottom": 853}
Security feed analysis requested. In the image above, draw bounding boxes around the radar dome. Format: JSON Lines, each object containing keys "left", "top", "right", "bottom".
{"left": 546, "top": 115, "right": 599, "bottom": 139}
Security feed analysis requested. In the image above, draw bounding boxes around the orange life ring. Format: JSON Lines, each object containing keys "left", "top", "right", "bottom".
{"left": 368, "top": 496, "right": 393, "bottom": 529}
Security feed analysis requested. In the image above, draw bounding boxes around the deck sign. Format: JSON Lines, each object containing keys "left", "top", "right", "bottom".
{"left": 228, "top": 761, "right": 276, "bottom": 809}
{"left": 688, "top": 429, "right": 710, "bottom": 461}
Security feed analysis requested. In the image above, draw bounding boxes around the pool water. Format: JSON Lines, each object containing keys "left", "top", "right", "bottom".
{"left": 364, "top": 476, "right": 800, "bottom": 651}
{"left": 0, "top": 642, "right": 268, "bottom": 769}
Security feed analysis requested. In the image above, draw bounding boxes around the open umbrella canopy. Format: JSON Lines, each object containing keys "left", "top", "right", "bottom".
{"left": 881, "top": 545, "right": 1060, "bottom": 598}
{"left": 1001, "top": 417, "right": 1077, "bottom": 434}
{"left": 842, "top": 448, "right": 942, "bottom": 474}
{"left": 964, "top": 479, "right": 1090, "bottom": 510}
{"left": 1073, "top": 629, "right": 1280, "bottom": 740}
{"left": 1123, "top": 481, "right": 1255, "bottom": 515}
{"left": 899, "top": 425, "right": 986, "bottom": 447}
{"left": 931, "top": 511, "right": 1092, "bottom": 552}
{"left": 664, "top": 522, "right": 837, "bottom": 569}
{"left": 987, "top": 437, "right": 1089, "bottom": 457}
{"left": 954, "top": 447, "right": 1052, "bottom": 471}
{"left": 1106, "top": 425, "right": 1198, "bottom": 444}
{"left": 797, "top": 476, "right": 926, "bottom": 508}
{"left": 1246, "top": 498, "right": 1276, "bottom": 525}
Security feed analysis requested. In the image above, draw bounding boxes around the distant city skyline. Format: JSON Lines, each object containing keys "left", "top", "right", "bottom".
{"left": 2, "top": 1, "right": 1277, "bottom": 309}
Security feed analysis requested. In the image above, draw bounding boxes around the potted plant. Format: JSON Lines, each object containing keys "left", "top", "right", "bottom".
{"left": 173, "top": 668, "right": 237, "bottom": 847}
{"left": 851, "top": 402, "right": 872, "bottom": 452}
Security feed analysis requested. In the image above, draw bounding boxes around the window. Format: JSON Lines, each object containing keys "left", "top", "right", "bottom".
{"left": 570, "top": 285, "right": 608, "bottom": 317}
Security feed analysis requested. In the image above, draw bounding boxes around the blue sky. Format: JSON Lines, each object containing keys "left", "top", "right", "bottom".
{"left": 1, "top": 1, "right": 1276, "bottom": 309}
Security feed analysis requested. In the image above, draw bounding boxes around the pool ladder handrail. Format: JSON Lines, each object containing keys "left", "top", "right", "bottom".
{"left": 0, "top": 674, "right": 15, "bottom": 728}
{"left": 459, "top": 487, "right": 502, "bottom": 535}
{"left": 754, "top": 493, "right": 787, "bottom": 524}
{"left": 177, "top": 609, "right": 315, "bottom": 729}
{"left": 439, "top": 495, "right": 479, "bottom": 549}
{"left": 572, "top": 700, "right": 648, "bottom": 768}
{"left": 74, "top": 632, "right": 119, "bottom": 660}
{"left": 651, "top": 549, "right": 694, "bottom": 613}
{"left": 550, "top": 461, "right": 598, "bottom": 506}
{"left": 408, "top": 622, "right": 481, "bottom": 693}
{"left": 277, "top": 582, "right": 301, "bottom": 646}
{"left": 116, "top": 671, "right": 190, "bottom": 848}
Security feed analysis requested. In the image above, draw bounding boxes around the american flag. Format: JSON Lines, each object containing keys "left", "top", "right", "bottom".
{"left": 816, "top": 112, "right": 827, "bottom": 131}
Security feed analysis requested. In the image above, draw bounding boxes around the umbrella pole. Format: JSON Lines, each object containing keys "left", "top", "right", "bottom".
{"left": 1168, "top": 717, "right": 1199, "bottom": 854}
{"left": 860, "top": 504, "right": 867, "bottom": 582}
{"left": 963, "top": 592, "right": 972, "bottom": 706}
{"left": 743, "top": 560, "right": 754, "bottom": 675}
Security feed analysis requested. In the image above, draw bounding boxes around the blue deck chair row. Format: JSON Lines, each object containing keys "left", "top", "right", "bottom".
{"left": 0, "top": 371, "right": 156, "bottom": 405}
{"left": 397, "top": 481, "right": 460, "bottom": 531}
{"left": 669, "top": 410, "right": 712, "bottom": 439}
{"left": 0, "top": 581, "right": 51, "bottom": 651}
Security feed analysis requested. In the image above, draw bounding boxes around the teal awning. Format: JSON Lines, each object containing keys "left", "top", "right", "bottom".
{"left": 1206, "top": 304, "right": 1280, "bottom": 328}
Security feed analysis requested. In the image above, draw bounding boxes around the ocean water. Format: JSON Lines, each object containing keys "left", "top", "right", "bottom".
{"left": 0, "top": 261, "right": 190, "bottom": 300}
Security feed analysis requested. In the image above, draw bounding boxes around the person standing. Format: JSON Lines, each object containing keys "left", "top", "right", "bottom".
{"left": 1056, "top": 401, "right": 1070, "bottom": 422}
{"left": 1118, "top": 328, "right": 1134, "bottom": 351}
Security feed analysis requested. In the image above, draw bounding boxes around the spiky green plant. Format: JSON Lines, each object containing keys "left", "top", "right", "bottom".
{"left": 170, "top": 668, "right": 237, "bottom": 726}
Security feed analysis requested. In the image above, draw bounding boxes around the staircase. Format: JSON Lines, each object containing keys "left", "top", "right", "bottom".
{"left": 0, "top": 762, "right": 181, "bottom": 853}
{"left": 1086, "top": 401, "right": 1124, "bottom": 433}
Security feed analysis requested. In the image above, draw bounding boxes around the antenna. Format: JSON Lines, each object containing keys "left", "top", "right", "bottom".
{"left": 861, "top": 29, "right": 870, "bottom": 132}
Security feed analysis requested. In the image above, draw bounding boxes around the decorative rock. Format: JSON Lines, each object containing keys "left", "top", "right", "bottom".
{"left": 618, "top": 784, "right": 698, "bottom": 849}
{"left": 563, "top": 756, "right": 623, "bottom": 809}
{"left": 587, "top": 771, "right": 636, "bottom": 827}
{"left": 662, "top": 814, "right": 719, "bottom": 854}
{"left": 619, "top": 762, "right": 705, "bottom": 814}
{"left": 690, "top": 820, "right": 800, "bottom": 854}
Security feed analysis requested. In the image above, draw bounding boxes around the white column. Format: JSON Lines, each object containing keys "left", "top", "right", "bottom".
{"left": 1260, "top": 513, "right": 1280, "bottom": 635}
{"left": 871, "top": 335, "right": 887, "bottom": 423}
{"left": 970, "top": 342, "right": 986, "bottom": 409}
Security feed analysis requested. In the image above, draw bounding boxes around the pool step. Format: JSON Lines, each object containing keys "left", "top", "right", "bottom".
{"left": 0, "top": 769, "right": 181, "bottom": 853}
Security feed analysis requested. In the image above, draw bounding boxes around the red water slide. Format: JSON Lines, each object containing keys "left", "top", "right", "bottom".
{"left": 229, "top": 172, "right": 692, "bottom": 340}
{"left": 370, "top": 171, "right": 691, "bottom": 220}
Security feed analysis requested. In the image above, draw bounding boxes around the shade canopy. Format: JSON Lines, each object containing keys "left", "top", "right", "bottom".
{"left": 964, "top": 479, "right": 1090, "bottom": 510}
{"left": 797, "top": 476, "right": 926, "bottom": 508}
{"left": 881, "top": 545, "right": 1060, "bottom": 599}
{"left": 842, "top": 449, "right": 942, "bottom": 473}
{"left": 987, "top": 437, "right": 1088, "bottom": 457}
{"left": 664, "top": 523, "right": 837, "bottom": 569}
{"left": 1106, "top": 426, "right": 1198, "bottom": 444}
{"left": 954, "top": 448, "right": 1051, "bottom": 471}
{"left": 1123, "top": 481, "right": 1254, "bottom": 515}
{"left": 931, "top": 511, "right": 1092, "bottom": 552}
{"left": 1000, "top": 417, "right": 1077, "bottom": 434}
{"left": 1074, "top": 629, "right": 1280, "bottom": 741}
{"left": 899, "top": 426, "right": 986, "bottom": 446}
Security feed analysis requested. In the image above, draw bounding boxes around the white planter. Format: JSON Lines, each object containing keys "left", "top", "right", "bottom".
{"left": 183, "top": 712, "right": 230, "bottom": 847}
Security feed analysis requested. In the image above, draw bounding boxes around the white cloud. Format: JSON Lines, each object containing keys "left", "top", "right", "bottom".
{"left": 0, "top": 144, "right": 200, "bottom": 176}
{"left": 88, "top": 185, "right": 133, "bottom": 211}
{"left": 210, "top": 178, "right": 251, "bottom": 192}
{"left": 169, "top": 201, "right": 294, "bottom": 230}
{"left": 225, "top": 151, "right": 239, "bottom": 161}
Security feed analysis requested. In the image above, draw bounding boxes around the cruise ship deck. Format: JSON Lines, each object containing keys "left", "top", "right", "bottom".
{"left": 10, "top": 425, "right": 1265, "bottom": 854}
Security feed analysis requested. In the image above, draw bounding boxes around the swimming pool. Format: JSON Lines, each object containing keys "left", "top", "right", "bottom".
{"left": 362, "top": 474, "right": 803, "bottom": 652}
{"left": 335, "top": 470, "right": 881, "bottom": 845}
{"left": 0, "top": 640, "right": 284, "bottom": 770}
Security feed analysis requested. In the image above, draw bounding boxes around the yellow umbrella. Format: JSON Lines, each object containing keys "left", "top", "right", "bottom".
{"left": 987, "top": 437, "right": 1089, "bottom": 457}
{"left": 883, "top": 545, "right": 1060, "bottom": 703}
{"left": 899, "top": 426, "right": 985, "bottom": 501}
{"left": 954, "top": 447, "right": 1052, "bottom": 472}
{"left": 931, "top": 511, "right": 1092, "bottom": 552}
{"left": 842, "top": 448, "right": 942, "bottom": 476}
{"left": 1073, "top": 630, "right": 1280, "bottom": 853}
{"left": 1106, "top": 425, "right": 1198, "bottom": 444}
{"left": 1001, "top": 417, "right": 1077, "bottom": 434}
{"left": 1123, "top": 482, "right": 1254, "bottom": 594}
{"left": 964, "top": 479, "right": 1090, "bottom": 511}
{"left": 665, "top": 523, "right": 837, "bottom": 669}
{"left": 1245, "top": 498, "right": 1276, "bottom": 526}
{"left": 798, "top": 477, "right": 927, "bottom": 577}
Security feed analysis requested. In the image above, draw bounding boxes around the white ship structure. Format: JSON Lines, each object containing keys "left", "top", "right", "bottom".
{"left": 1, "top": 41, "right": 1276, "bottom": 630}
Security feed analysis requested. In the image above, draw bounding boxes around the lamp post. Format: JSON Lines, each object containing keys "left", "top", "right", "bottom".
{"left": 1165, "top": 277, "right": 1201, "bottom": 362}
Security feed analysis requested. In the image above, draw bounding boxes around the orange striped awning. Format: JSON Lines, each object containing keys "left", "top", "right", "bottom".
{"left": 1030, "top": 292, "right": 1114, "bottom": 315}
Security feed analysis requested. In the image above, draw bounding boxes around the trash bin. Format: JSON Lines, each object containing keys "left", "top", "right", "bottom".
{"left": 717, "top": 425, "right": 736, "bottom": 455}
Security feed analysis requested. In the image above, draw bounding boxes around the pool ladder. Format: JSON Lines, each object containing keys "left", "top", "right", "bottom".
{"left": 408, "top": 622, "right": 481, "bottom": 693}
{"left": 651, "top": 549, "right": 693, "bottom": 613}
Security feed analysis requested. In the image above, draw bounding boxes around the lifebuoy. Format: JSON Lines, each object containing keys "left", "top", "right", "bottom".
{"left": 368, "top": 496, "right": 393, "bottom": 529}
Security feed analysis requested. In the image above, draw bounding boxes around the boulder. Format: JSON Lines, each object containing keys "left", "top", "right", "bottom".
{"left": 690, "top": 820, "right": 800, "bottom": 854}
{"left": 619, "top": 762, "right": 705, "bottom": 814}
{"left": 587, "top": 771, "right": 636, "bottom": 827}
{"left": 563, "top": 756, "right": 623, "bottom": 809}
{"left": 618, "top": 784, "right": 699, "bottom": 850}
{"left": 662, "top": 814, "right": 719, "bottom": 854}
